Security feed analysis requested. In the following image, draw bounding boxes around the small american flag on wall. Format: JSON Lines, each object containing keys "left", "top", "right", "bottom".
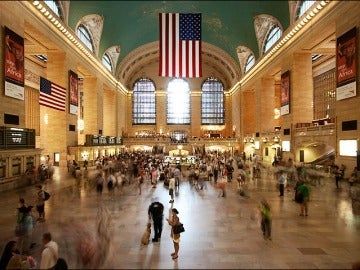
{"left": 39, "top": 77, "right": 66, "bottom": 111}
{"left": 159, "top": 13, "right": 202, "bottom": 78}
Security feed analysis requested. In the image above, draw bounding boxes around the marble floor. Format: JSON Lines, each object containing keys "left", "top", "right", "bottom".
{"left": 0, "top": 166, "right": 360, "bottom": 269}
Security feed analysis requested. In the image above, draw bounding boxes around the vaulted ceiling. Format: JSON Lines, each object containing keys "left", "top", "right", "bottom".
{"left": 67, "top": 1, "right": 290, "bottom": 70}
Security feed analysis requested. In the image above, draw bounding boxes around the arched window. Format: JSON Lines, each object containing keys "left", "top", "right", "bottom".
{"left": 76, "top": 24, "right": 94, "bottom": 52}
{"left": 132, "top": 78, "right": 156, "bottom": 125}
{"left": 201, "top": 77, "right": 224, "bottom": 125}
{"left": 44, "top": 0, "right": 63, "bottom": 20}
{"left": 263, "top": 25, "right": 282, "bottom": 53}
{"left": 296, "top": 0, "right": 316, "bottom": 20}
{"left": 167, "top": 78, "right": 190, "bottom": 124}
{"left": 244, "top": 54, "right": 255, "bottom": 73}
{"left": 102, "top": 53, "right": 112, "bottom": 72}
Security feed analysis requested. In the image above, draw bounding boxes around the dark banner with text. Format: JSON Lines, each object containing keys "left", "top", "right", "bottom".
{"left": 4, "top": 26, "right": 24, "bottom": 100}
{"left": 336, "top": 27, "right": 357, "bottom": 101}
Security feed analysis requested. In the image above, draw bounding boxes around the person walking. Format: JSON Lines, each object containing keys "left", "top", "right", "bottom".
{"left": 296, "top": 181, "right": 310, "bottom": 216}
{"left": 40, "top": 232, "right": 59, "bottom": 269}
{"left": 278, "top": 171, "right": 286, "bottom": 197}
{"left": 259, "top": 199, "right": 272, "bottom": 240}
{"left": 166, "top": 208, "right": 181, "bottom": 260}
{"left": 148, "top": 198, "right": 164, "bottom": 242}
{"left": 35, "top": 185, "right": 46, "bottom": 222}
{"left": 18, "top": 206, "right": 35, "bottom": 255}
{"left": 96, "top": 172, "right": 104, "bottom": 196}
{"left": 168, "top": 174, "right": 175, "bottom": 203}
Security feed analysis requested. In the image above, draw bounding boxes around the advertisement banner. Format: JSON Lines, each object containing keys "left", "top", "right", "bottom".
{"left": 69, "top": 70, "right": 79, "bottom": 115}
{"left": 280, "top": 70, "right": 290, "bottom": 115}
{"left": 336, "top": 27, "right": 357, "bottom": 101}
{"left": 4, "top": 26, "right": 24, "bottom": 100}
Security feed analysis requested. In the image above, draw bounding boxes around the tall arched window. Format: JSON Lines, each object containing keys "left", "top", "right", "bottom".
{"left": 201, "top": 77, "right": 224, "bottom": 125}
{"left": 44, "top": 0, "right": 63, "bottom": 20}
{"left": 132, "top": 77, "right": 156, "bottom": 125}
{"left": 76, "top": 24, "right": 94, "bottom": 52}
{"left": 167, "top": 79, "right": 190, "bottom": 124}
{"left": 244, "top": 54, "right": 255, "bottom": 73}
{"left": 263, "top": 25, "right": 282, "bottom": 53}
{"left": 102, "top": 53, "right": 112, "bottom": 72}
{"left": 296, "top": 0, "right": 316, "bottom": 20}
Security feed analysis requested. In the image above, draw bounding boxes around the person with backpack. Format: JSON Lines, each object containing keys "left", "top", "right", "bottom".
{"left": 35, "top": 185, "right": 49, "bottom": 222}
{"left": 35, "top": 185, "right": 45, "bottom": 222}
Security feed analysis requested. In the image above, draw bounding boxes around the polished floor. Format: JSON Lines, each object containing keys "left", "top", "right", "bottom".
{"left": 0, "top": 165, "right": 360, "bottom": 269}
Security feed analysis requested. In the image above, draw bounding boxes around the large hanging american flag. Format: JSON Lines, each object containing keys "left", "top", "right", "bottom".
{"left": 39, "top": 77, "right": 66, "bottom": 111}
{"left": 159, "top": 13, "right": 202, "bottom": 78}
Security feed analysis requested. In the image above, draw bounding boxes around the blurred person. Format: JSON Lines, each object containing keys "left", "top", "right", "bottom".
{"left": 260, "top": 199, "right": 272, "bottom": 240}
{"left": 40, "top": 232, "right": 58, "bottom": 269}
{"left": 106, "top": 173, "right": 115, "bottom": 200}
{"left": 217, "top": 176, "right": 227, "bottom": 198}
{"left": 174, "top": 165, "right": 181, "bottom": 187}
{"left": 35, "top": 185, "right": 46, "bottom": 221}
{"left": 96, "top": 172, "right": 104, "bottom": 196}
{"left": 0, "top": 241, "right": 19, "bottom": 269}
{"left": 18, "top": 206, "right": 35, "bottom": 255}
{"left": 278, "top": 171, "right": 286, "bottom": 197}
{"left": 148, "top": 198, "right": 164, "bottom": 242}
{"left": 136, "top": 174, "right": 143, "bottom": 195}
{"left": 168, "top": 174, "right": 175, "bottom": 203}
{"left": 296, "top": 181, "right": 310, "bottom": 216}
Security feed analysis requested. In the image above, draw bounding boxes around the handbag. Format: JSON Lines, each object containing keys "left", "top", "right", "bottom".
{"left": 173, "top": 222, "right": 185, "bottom": 234}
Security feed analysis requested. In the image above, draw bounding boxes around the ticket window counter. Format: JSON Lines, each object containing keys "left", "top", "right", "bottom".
{"left": 0, "top": 159, "right": 6, "bottom": 179}
{"left": 12, "top": 157, "right": 22, "bottom": 176}
{"left": 26, "top": 156, "right": 35, "bottom": 171}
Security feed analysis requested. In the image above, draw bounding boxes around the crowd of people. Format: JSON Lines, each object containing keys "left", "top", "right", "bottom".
{"left": 1, "top": 149, "right": 359, "bottom": 269}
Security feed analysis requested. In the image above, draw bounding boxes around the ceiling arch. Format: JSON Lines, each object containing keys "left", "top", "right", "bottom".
{"left": 116, "top": 41, "right": 241, "bottom": 90}
{"left": 68, "top": 1, "right": 290, "bottom": 70}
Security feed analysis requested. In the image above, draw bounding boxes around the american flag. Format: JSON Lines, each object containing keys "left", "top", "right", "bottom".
{"left": 39, "top": 77, "right": 66, "bottom": 111}
{"left": 159, "top": 13, "right": 202, "bottom": 78}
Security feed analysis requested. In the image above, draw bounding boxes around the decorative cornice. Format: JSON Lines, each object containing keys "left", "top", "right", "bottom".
{"left": 229, "top": 0, "right": 333, "bottom": 94}
{"left": 25, "top": 1, "right": 129, "bottom": 95}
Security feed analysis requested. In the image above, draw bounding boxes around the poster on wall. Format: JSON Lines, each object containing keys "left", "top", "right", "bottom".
{"left": 4, "top": 26, "right": 24, "bottom": 100}
{"left": 336, "top": 27, "right": 357, "bottom": 101}
{"left": 69, "top": 70, "right": 79, "bottom": 115}
{"left": 280, "top": 70, "right": 290, "bottom": 115}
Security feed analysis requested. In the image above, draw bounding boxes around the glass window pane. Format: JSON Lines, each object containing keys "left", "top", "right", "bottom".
{"left": 132, "top": 77, "right": 156, "bottom": 125}
{"left": 167, "top": 79, "right": 190, "bottom": 124}
{"left": 76, "top": 24, "right": 94, "bottom": 52}
{"left": 201, "top": 77, "right": 224, "bottom": 125}
{"left": 264, "top": 25, "right": 282, "bottom": 53}
{"left": 102, "top": 54, "right": 112, "bottom": 71}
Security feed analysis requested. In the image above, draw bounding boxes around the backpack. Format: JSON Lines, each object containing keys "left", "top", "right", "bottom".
{"left": 44, "top": 191, "right": 51, "bottom": 201}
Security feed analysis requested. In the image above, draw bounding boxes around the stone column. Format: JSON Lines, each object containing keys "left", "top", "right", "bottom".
{"left": 83, "top": 76, "right": 99, "bottom": 135}
{"left": 42, "top": 51, "right": 67, "bottom": 166}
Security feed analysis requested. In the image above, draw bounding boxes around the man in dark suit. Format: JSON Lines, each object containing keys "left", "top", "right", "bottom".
{"left": 148, "top": 198, "right": 164, "bottom": 242}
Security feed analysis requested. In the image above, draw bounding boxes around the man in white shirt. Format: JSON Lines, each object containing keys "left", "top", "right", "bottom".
{"left": 40, "top": 232, "right": 59, "bottom": 269}
{"left": 168, "top": 174, "right": 175, "bottom": 203}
